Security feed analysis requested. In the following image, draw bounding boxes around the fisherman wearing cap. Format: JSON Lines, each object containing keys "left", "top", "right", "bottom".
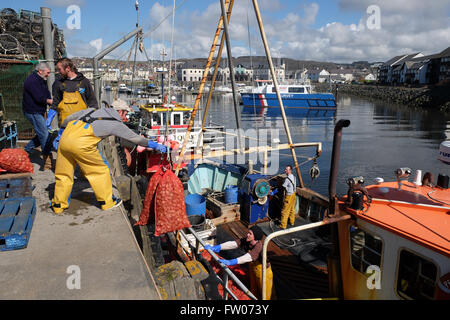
{"left": 111, "top": 99, "right": 131, "bottom": 121}
{"left": 50, "top": 99, "right": 166, "bottom": 214}
{"left": 204, "top": 226, "right": 274, "bottom": 300}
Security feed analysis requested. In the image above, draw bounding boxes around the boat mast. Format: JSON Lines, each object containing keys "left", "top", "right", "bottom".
{"left": 199, "top": 0, "right": 235, "bottom": 151}
{"left": 219, "top": 0, "right": 243, "bottom": 152}
{"left": 251, "top": 0, "right": 305, "bottom": 188}
{"left": 174, "top": 0, "right": 233, "bottom": 175}
{"left": 164, "top": 0, "right": 177, "bottom": 165}
{"left": 130, "top": 1, "right": 140, "bottom": 95}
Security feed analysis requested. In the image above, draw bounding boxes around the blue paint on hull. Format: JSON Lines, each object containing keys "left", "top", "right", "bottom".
{"left": 241, "top": 93, "right": 336, "bottom": 117}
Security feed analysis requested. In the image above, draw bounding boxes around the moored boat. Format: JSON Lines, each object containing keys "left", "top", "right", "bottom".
{"left": 335, "top": 167, "right": 449, "bottom": 299}
{"left": 241, "top": 80, "right": 337, "bottom": 117}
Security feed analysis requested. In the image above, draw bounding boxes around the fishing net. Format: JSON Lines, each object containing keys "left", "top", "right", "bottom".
{"left": 0, "top": 60, "right": 37, "bottom": 133}
{"left": 0, "top": 8, "right": 67, "bottom": 136}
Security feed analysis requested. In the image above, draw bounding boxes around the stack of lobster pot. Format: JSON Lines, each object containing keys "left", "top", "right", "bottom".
{"left": 0, "top": 8, "right": 66, "bottom": 60}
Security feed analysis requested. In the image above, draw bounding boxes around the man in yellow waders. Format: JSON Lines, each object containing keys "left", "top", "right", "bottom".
{"left": 46, "top": 58, "right": 97, "bottom": 149}
{"left": 279, "top": 165, "right": 297, "bottom": 229}
{"left": 205, "top": 226, "right": 274, "bottom": 300}
{"left": 50, "top": 103, "right": 167, "bottom": 214}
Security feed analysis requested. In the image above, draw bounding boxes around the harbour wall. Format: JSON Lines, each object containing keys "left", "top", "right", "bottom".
{"left": 315, "top": 83, "right": 450, "bottom": 112}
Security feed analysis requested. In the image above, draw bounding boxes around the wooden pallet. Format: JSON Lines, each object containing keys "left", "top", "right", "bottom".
{"left": 0, "top": 176, "right": 33, "bottom": 199}
{"left": 0, "top": 197, "right": 36, "bottom": 251}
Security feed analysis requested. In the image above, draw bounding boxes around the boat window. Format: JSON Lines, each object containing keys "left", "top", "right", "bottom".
{"left": 288, "top": 87, "right": 305, "bottom": 93}
{"left": 350, "top": 226, "right": 383, "bottom": 275}
{"left": 152, "top": 113, "right": 161, "bottom": 126}
{"left": 172, "top": 113, "right": 182, "bottom": 126}
{"left": 396, "top": 250, "right": 437, "bottom": 300}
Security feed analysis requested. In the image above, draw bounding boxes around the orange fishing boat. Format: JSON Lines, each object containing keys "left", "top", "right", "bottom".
{"left": 334, "top": 161, "right": 449, "bottom": 300}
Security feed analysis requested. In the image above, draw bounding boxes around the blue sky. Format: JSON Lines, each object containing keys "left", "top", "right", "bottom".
{"left": 2, "top": 0, "right": 450, "bottom": 62}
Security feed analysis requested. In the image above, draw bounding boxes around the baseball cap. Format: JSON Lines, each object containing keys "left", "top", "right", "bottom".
{"left": 111, "top": 99, "right": 132, "bottom": 112}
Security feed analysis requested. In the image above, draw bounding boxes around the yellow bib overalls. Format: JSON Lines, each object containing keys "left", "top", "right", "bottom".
{"left": 249, "top": 260, "right": 274, "bottom": 300}
{"left": 51, "top": 118, "right": 115, "bottom": 214}
{"left": 57, "top": 81, "right": 88, "bottom": 126}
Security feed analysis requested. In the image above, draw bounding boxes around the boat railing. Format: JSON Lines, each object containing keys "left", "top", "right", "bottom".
{"left": 178, "top": 227, "right": 258, "bottom": 300}
{"left": 260, "top": 214, "right": 352, "bottom": 300}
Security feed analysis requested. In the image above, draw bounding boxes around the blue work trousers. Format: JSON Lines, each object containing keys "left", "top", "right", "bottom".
{"left": 24, "top": 112, "right": 52, "bottom": 156}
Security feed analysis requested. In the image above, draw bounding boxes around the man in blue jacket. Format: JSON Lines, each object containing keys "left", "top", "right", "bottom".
{"left": 22, "top": 62, "right": 54, "bottom": 170}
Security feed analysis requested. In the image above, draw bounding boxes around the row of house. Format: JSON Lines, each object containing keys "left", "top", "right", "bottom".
{"left": 378, "top": 47, "right": 450, "bottom": 85}
{"left": 73, "top": 47, "right": 450, "bottom": 86}
{"left": 176, "top": 60, "right": 286, "bottom": 83}
{"left": 176, "top": 60, "right": 378, "bottom": 84}
{"left": 305, "top": 68, "right": 377, "bottom": 83}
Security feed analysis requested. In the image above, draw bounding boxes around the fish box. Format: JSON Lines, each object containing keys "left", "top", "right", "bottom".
{"left": 179, "top": 219, "right": 216, "bottom": 254}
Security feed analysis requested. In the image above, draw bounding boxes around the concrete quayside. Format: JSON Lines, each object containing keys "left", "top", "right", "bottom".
{"left": 0, "top": 146, "right": 162, "bottom": 299}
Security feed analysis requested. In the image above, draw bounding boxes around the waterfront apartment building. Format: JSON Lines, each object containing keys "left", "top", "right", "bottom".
{"left": 378, "top": 47, "right": 450, "bottom": 85}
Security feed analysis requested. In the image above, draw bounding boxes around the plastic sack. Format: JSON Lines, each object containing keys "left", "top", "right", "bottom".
{"left": 0, "top": 149, "right": 34, "bottom": 173}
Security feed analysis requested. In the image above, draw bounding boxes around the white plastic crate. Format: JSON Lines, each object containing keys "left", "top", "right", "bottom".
{"left": 179, "top": 219, "right": 217, "bottom": 254}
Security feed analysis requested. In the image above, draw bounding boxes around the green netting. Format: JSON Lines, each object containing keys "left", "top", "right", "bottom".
{"left": 0, "top": 60, "right": 37, "bottom": 134}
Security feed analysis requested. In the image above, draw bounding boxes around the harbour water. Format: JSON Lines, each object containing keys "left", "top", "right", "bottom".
{"left": 108, "top": 91, "right": 450, "bottom": 197}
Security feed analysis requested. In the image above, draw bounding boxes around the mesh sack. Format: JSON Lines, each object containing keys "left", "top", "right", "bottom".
{"left": 0, "top": 148, "right": 34, "bottom": 173}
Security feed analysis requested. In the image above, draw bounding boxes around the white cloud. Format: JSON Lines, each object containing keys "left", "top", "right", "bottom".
{"left": 68, "top": 0, "right": 450, "bottom": 64}
{"left": 66, "top": 39, "right": 98, "bottom": 58}
{"left": 261, "top": 0, "right": 450, "bottom": 62}
{"left": 301, "top": 3, "right": 319, "bottom": 27}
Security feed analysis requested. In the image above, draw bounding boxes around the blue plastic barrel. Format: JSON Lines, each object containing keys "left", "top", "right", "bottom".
{"left": 185, "top": 194, "right": 206, "bottom": 216}
{"left": 224, "top": 185, "right": 239, "bottom": 204}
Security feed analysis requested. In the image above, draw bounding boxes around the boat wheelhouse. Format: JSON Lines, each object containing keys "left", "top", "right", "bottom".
{"left": 130, "top": 101, "right": 225, "bottom": 173}
{"left": 336, "top": 172, "right": 450, "bottom": 300}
